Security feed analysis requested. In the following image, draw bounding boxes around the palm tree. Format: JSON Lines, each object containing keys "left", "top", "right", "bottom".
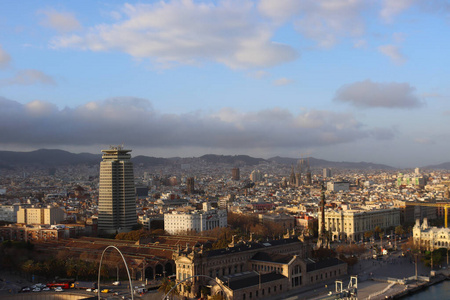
{"left": 158, "top": 277, "right": 179, "bottom": 298}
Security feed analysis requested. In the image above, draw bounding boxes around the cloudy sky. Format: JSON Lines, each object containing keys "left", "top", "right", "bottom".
{"left": 0, "top": 0, "right": 449, "bottom": 168}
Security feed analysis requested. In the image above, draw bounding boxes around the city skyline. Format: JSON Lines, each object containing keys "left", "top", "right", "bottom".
{"left": 1, "top": 1, "right": 450, "bottom": 168}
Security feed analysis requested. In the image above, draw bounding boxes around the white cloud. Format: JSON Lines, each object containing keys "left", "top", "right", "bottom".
{"left": 353, "top": 39, "right": 367, "bottom": 48}
{"left": 38, "top": 9, "right": 82, "bottom": 33}
{"left": 248, "top": 70, "right": 269, "bottom": 79}
{"left": 378, "top": 44, "right": 407, "bottom": 64}
{"left": 0, "top": 45, "right": 11, "bottom": 69}
{"left": 0, "top": 97, "right": 387, "bottom": 150}
{"left": 259, "top": 0, "right": 368, "bottom": 48}
{"left": 51, "top": 1, "right": 297, "bottom": 69}
{"left": 380, "top": 0, "right": 416, "bottom": 22}
{"left": 334, "top": 80, "right": 423, "bottom": 108}
{"left": 273, "top": 77, "right": 294, "bottom": 86}
{"left": 0, "top": 69, "right": 56, "bottom": 86}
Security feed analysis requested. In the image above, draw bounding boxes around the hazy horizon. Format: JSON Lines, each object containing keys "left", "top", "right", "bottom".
{"left": 1, "top": 1, "right": 449, "bottom": 169}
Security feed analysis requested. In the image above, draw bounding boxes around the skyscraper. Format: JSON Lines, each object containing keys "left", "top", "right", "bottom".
{"left": 186, "top": 177, "right": 195, "bottom": 194}
{"left": 98, "top": 146, "right": 136, "bottom": 234}
{"left": 231, "top": 167, "right": 240, "bottom": 181}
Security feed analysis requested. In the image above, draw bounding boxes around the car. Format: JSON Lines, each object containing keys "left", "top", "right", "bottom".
{"left": 112, "top": 281, "right": 121, "bottom": 286}
{"left": 54, "top": 287, "right": 63, "bottom": 292}
{"left": 32, "top": 288, "right": 41, "bottom": 292}
{"left": 101, "top": 289, "right": 109, "bottom": 293}
{"left": 42, "top": 287, "right": 50, "bottom": 291}
{"left": 93, "top": 289, "right": 98, "bottom": 293}
{"left": 20, "top": 287, "right": 31, "bottom": 293}
{"left": 86, "top": 288, "right": 92, "bottom": 292}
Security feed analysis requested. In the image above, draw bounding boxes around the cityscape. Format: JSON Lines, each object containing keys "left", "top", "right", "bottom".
{"left": 1, "top": 147, "right": 450, "bottom": 299}
{"left": 1, "top": 0, "right": 450, "bottom": 299}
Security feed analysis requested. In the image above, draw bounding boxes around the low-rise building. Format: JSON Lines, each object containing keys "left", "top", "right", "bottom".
{"left": 319, "top": 208, "right": 400, "bottom": 242}
{"left": 164, "top": 202, "right": 227, "bottom": 234}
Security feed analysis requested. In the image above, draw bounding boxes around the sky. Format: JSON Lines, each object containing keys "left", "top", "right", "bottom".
{"left": 0, "top": 0, "right": 450, "bottom": 168}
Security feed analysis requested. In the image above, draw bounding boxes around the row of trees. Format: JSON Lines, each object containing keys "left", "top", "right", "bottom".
{"left": 21, "top": 257, "right": 104, "bottom": 281}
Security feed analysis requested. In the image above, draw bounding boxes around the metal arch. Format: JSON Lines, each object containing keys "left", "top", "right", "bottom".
{"left": 98, "top": 245, "right": 134, "bottom": 300}
{"left": 162, "top": 274, "right": 228, "bottom": 300}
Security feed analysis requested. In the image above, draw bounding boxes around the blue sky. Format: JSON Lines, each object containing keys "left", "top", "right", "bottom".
{"left": 0, "top": 0, "right": 449, "bottom": 168}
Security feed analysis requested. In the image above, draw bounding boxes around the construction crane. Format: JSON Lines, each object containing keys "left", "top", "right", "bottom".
{"left": 405, "top": 202, "right": 450, "bottom": 227}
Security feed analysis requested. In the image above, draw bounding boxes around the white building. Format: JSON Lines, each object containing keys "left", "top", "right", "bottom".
{"left": 413, "top": 218, "right": 450, "bottom": 250}
{"left": 164, "top": 202, "right": 227, "bottom": 234}
{"left": 17, "top": 206, "right": 65, "bottom": 225}
{"left": 318, "top": 208, "right": 400, "bottom": 242}
{"left": 327, "top": 181, "right": 350, "bottom": 192}
{"left": 0, "top": 204, "right": 20, "bottom": 222}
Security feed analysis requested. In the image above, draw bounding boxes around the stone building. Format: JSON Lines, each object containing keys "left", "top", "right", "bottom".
{"left": 318, "top": 208, "right": 400, "bottom": 242}
{"left": 164, "top": 202, "right": 227, "bottom": 234}
{"left": 413, "top": 218, "right": 450, "bottom": 250}
{"left": 173, "top": 237, "right": 346, "bottom": 299}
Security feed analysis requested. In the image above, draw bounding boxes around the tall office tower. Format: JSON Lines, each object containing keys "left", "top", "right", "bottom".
{"left": 323, "top": 168, "right": 331, "bottom": 178}
{"left": 231, "top": 167, "right": 240, "bottom": 181}
{"left": 98, "top": 146, "right": 137, "bottom": 234}
{"left": 186, "top": 177, "right": 195, "bottom": 194}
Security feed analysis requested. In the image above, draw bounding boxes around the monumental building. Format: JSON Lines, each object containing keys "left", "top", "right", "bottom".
{"left": 164, "top": 202, "right": 227, "bottom": 234}
{"left": 173, "top": 236, "right": 346, "bottom": 299}
{"left": 413, "top": 218, "right": 450, "bottom": 250}
{"left": 318, "top": 208, "right": 400, "bottom": 242}
{"left": 98, "top": 146, "right": 137, "bottom": 234}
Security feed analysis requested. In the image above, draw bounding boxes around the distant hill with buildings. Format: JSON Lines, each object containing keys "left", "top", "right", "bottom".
{"left": 422, "top": 162, "right": 450, "bottom": 170}
{"left": 0, "top": 149, "right": 101, "bottom": 167}
{"left": 0, "top": 148, "right": 430, "bottom": 170}
{"left": 268, "top": 156, "right": 395, "bottom": 170}
{"left": 199, "top": 154, "right": 266, "bottom": 166}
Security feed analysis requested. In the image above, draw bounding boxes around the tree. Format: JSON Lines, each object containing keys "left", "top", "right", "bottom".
{"left": 364, "top": 231, "right": 374, "bottom": 240}
{"left": 395, "top": 225, "right": 405, "bottom": 236}
{"left": 158, "top": 277, "right": 179, "bottom": 297}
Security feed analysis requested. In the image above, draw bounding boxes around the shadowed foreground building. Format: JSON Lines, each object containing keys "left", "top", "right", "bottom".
{"left": 98, "top": 146, "right": 137, "bottom": 235}
{"left": 173, "top": 236, "right": 346, "bottom": 299}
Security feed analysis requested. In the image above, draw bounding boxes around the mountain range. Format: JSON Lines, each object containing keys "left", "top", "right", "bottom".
{"left": 0, "top": 149, "right": 447, "bottom": 170}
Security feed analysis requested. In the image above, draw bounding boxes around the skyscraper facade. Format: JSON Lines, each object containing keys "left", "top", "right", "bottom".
{"left": 98, "top": 146, "right": 136, "bottom": 234}
{"left": 186, "top": 177, "right": 195, "bottom": 194}
{"left": 231, "top": 167, "right": 240, "bottom": 181}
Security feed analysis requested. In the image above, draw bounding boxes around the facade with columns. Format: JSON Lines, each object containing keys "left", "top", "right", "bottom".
{"left": 164, "top": 202, "right": 227, "bottom": 234}
{"left": 413, "top": 218, "right": 450, "bottom": 250}
{"left": 318, "top": 208, "right": 400, "bottom": 242}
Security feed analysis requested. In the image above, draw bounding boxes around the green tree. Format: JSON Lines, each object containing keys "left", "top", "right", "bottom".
{"left": 395, "top": 225, "right": 405, "bottom": 236}
{"left": 21, "top": 260, "right": 36, "bottom": 279}
{"left": 158, "top": 277, "right": 179, "bottom": 297}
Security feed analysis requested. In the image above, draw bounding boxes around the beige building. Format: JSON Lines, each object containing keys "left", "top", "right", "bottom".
{"left": 318, "top": 208, "right": 400, "bottom": 242}
{"left": 173, "top": 237, "right": 346, "bottom": 299}
{"left": 17, "top": 206, "right": 65, "bottom": 225}
{"left": 413, "top": 218, "right": 450, "bottom": 250}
